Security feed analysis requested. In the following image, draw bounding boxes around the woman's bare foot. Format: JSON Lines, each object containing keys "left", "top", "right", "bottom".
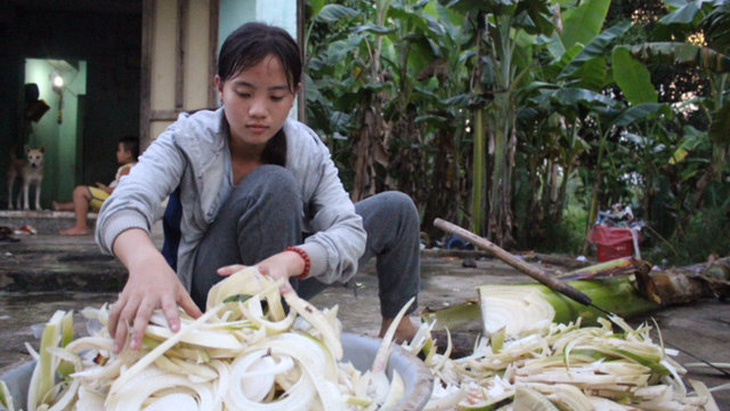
{"left": 60, "top": 226, "right": 89, "bottom": 236}
{"left": 380, "top": 316, "right": 419, "bottom": 344}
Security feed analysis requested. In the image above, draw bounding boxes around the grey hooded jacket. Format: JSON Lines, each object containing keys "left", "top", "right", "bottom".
{"left": 95, "top": 108, "right": 366, "bottom": 290}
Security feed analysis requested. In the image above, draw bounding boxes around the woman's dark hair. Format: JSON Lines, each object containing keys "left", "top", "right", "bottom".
{"left": 218, "top": 22, "right": 302, "bottom": 92}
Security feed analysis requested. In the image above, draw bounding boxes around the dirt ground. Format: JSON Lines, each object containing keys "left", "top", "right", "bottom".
{"left": 0, "top": 231, "right": 728, "bottom": 407}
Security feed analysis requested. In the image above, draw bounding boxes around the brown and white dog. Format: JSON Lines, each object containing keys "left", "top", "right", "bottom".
{"left": 7, "top": 146, "right": 45, "bottom": 210}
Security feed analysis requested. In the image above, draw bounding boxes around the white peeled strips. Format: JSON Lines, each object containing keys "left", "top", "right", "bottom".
{"left": 27, "top": 310, "right": 71, "bottom": 411}
{"left": 106, "top": 304, "right": 225, "bottom": 401}
{"left": 0, "top": 380, "right": 14, "bottom": 411}
{"left": 81, "top": 305, "right": 110, "bottom": 327}
{"left": 64, "top": 336, "right": 114, "bottom": 355}
{"left": 512, "top": 385, "right": 560, "bottom": 410}
{"left": 478, "top": 285, "right": 555, "bottom": 337}
{"left": 253, "top": 333, "right": 345, "bottom": 410}
{"left": 208, "top": 360, "right": 229, "bottom": 410}
{"left": 424, "top": 381, "right": 470, "bottom": 411}
{"left": 284, "top": 292, "right": 343, "bottom": 361}
{"left": 75, "top": 385, "right": 106, "bottom": 410}
{"left": 372, "top": 297, "right": 415, "bottom": 374}
{"left": 364, "top": 370, "right": 391, "bottom": 403}
{"left": 144, "top": 393, "right": 199, "bottom": 411}
{"left": 588, "top": 395, "right": 636, "bottom": 410}
{"left": 688, "top": 379, "right": 720, "bottom": 411}
{"left": 228, "top": 350, "right": 292, "bottom": 402}
{"left": 242, "top": 294, "right": 297, "bottom": 334}
{"left": 144, "top": 322, "right": 242, "bottom": 351}
{"left": 224, "top": 362, "right": 315, "bottom": 411}
{"left": 71, "top": 349, "right": 145, "bottom": 383}
{"left": 46, "top": 379, "right": 80, "bottom": 411}
{"left": 18, "top": 268, "right": 417, "bottom": 411}
{"left": 206, "top": 267, "right": 259, "bottom": 309}
{"left": 104, "top": 365, "right": 216, "bottom": 411}
{"left": 381, "top": 370, "right": 405, "bottom": 408}
{"left": 527, "top": 382, "right": 593, "bottom": 411}
{"left": 206, "top": 267, "right": 286, "bottom": 321}
{"left": 154, "top": 354, "right": 218, "bottom": 383}
{"left": 516, "top": 366, "right": 651, "bottom": 387}
{"left": 41, "top": 349, "right": 83, "bottom": 411}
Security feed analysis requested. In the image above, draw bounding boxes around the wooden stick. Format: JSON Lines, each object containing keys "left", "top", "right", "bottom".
{"left": 433, "top": 218, "right": 597, "bottom": 308}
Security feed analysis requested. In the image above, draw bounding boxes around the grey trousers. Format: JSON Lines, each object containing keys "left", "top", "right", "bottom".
{"left": 192, "top": 165, "right": 421, "bottom": 318}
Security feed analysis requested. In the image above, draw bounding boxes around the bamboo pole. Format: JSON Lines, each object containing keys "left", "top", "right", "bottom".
{"left": 434, "top": 218, "right": 602, "bottom": 310}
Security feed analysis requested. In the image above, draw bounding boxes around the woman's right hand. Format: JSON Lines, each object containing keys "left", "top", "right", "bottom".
{"left": 108, "top": 229, "right": 202, "bottom": 354}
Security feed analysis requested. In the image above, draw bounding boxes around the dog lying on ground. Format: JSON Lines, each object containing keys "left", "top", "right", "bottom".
{"left": 7, "top": 146, "right": 45, "bottom": 210}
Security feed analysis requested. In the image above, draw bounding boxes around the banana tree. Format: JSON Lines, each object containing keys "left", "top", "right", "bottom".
{"left": 305, "top": 0, "right": 476, "bottom": 228}
{"left": 304, "top": 1, "right": 364, "bottom": 184}
{"left": 446, "top": 0, "right": 556, "bottom": 245}
{"left": 385, "top": 1, "right": 476, "bottom": 228}
{"left": 612, "top": 0, "right": 730, "bottom": 235}
{"left": 304, "top": 0, "right": 401, "bottom": 200}
{"left": 513, "top": 0, "right": 633, "bottom": 245}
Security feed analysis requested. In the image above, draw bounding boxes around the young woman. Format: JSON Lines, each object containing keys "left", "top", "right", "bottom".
{"left": 96, "top": 22, "right": 420, "bottom": 354}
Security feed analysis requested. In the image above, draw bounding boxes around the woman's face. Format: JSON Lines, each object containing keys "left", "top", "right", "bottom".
{"left": 216, "top": 55, "right": 299, "bottom": 149}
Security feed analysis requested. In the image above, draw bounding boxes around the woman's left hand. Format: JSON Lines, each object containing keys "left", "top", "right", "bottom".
{"left": 217, "top": 250, "right": 305, "bottom": 294}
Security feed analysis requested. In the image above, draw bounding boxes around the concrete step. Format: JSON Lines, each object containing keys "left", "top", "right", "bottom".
{"left": 0, "top": 210, "right": 97, "bottom": 235}
{"left": 0, "top": 214, "right": 163, "bottom": 293}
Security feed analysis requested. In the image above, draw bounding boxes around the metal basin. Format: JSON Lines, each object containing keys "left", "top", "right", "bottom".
{"left": 1, "top": 333, "right": 432, "bottom": 410}
{"left": 341, "top": 333, "right": 433, "bottom": 410}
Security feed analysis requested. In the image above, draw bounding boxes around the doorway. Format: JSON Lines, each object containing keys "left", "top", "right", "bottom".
{"left": 0, "top": 1, "right": 142, "bottom": 209}
{"left": 24, "top": 59, "right": 87, "bottom": 204}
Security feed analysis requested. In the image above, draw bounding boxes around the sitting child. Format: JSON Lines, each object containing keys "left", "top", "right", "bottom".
{"left": 53, "top": 136, "right": 139, "bottom": 235}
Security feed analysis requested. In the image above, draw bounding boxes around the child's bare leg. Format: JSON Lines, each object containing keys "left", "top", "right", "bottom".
{"left": 52, "top": 201, "right": 74, "bottom": 211}
{"left": 60, "top": 186, "right": 92, "bottom": 235}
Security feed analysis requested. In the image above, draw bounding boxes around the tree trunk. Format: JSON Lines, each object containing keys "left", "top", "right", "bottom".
{"left": 470, "top": 12, "right": 487, "bottom": 236}
{"left": 486, "top": 17, "right": 516, "bottom": 248}
{"left": 351, "top": 11, "right": 390, "bottom": 202}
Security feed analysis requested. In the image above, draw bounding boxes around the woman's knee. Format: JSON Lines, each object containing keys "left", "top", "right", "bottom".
{"left": 232, "top": 165, "right": 299, "bottom": 202}
{"left": 226, "top": 165, "right": 301, "bottom": 217}
{"left": 380, "top": 191, "right": 418, "bottom": 223}
{"left": 359, "top": 191, "right": 420, "bottom": 233}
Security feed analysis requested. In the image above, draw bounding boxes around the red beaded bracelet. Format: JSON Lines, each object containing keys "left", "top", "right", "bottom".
{"left": 285, "top": 246, "right": 311, "bottom": 280}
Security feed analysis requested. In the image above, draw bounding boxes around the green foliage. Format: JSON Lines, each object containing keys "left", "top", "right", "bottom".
{"left": 612, "top": 47, "right": 659, "bottom": 104}
{"left": 304, "top": 0, "right": 729, "bottom": 260}
{"left": 561, "top": 0, "right": 612, "bottom": 50}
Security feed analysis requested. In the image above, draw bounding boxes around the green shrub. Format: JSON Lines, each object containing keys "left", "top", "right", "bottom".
{"left": 533, "top": 205, "right": 588, "bottom": 255}
{"left": 673, "top": 207, "right": 730, "bottom": 265}
{"left": 646, "top": 206, "right": 730, "bottom": 266}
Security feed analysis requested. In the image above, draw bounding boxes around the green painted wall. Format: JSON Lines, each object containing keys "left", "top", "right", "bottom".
{"left": 219, "top": 0, "right": 297, "bottom": 45}
{"left": 219, "top": 0, "right": 257, "bottom": 48}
